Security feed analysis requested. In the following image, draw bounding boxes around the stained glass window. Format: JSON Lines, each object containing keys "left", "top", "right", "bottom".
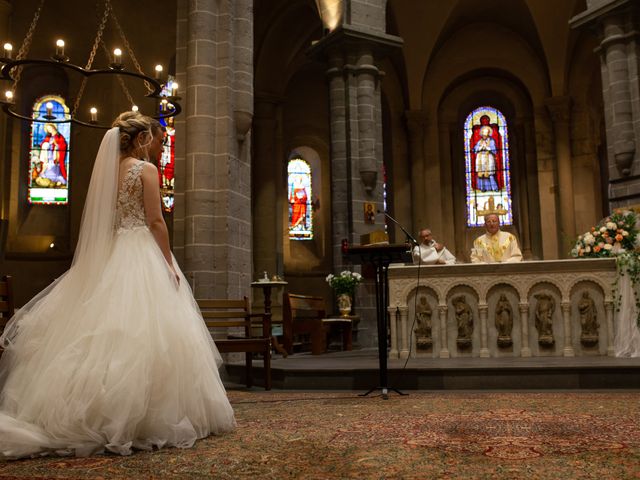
{"left": 158, "top": 76, "right": 176, "bottom": 212}
{"left": 28, "top": 95, "right": 71, "bottom": 205}
{"left": 464, "top": 106, "right": 513, "bottom": 227}
{"left": 288, "top": 156, "right": 313, "bottom": 240}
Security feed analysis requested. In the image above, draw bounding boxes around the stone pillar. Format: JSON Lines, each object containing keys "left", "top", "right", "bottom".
{"left": 398, "top": 305, "right": 409, "bottom": 359}
{"left": 604, "top": 300, "right": 615, "bottom": 356}
{"left": 514, "top": 122, "right": 532, "bottom": 258}
{"left": 438, "top": 304, "right": 449, "bottom": 358}
{"left": 519, "top": 303, "right": 532, "bottom": 357}
{"left": 478, "top": 304, "right": 490, "bottom": 358}
{"left": 180, "top": 0, "right": 253, "bottom": 298}
{"left": 405, "top": 111, "right": 427, "bottom": 234}
{"left": 571, "top": 1, "right": 640, "bottom": 209}
{"left": 253, "top": 97, "right": 282, "bottom": 277}
{"left": 545, "top": 96, "right": 575, "bottom": 255}
{"left": 310, "top": 25, "right": 403, "bottom": 348}
{"left": 561, "top": 301, "right": 575, "bottom": 357}
{"left": 388, "top": 305, "right": 399, "bottom": 359}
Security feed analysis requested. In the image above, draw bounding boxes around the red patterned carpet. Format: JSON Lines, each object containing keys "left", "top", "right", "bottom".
{"left": 0, "top": 391, "right": 638, "bottom": 479}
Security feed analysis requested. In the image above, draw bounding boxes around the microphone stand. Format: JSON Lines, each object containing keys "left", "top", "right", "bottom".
{"left": 379, "top": 211, "right": 419, "bottom": 247}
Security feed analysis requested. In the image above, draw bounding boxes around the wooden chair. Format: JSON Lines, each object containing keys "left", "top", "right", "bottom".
{"left": 197, "top": 297, "right": 272, "bottom": 390}
{"left": 283, "top": 293, "right": 328, "bottom": 355}
{"left": 0, "top": 275, "right": 14, "bottom": 357}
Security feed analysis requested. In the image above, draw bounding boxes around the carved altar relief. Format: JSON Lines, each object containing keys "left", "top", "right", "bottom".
{"left": 387, "top": 259, "right": 617, "bottom": 359}
{"left": 534, "top": 293, "right": 556, "bottom": 347}
{"left": 495, "top": 294, "right": 514, "bottom": 348}
{"left": 414, "top": 295, "right": 433, "bottom": 350}
{"left": 453, "top": 295, "right": 473, "bottom": 349}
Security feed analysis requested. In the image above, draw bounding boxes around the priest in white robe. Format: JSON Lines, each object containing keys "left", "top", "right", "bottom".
{"left": 470, "top": 213, "right": 523, "bottom": 263}
{"left": 412, "top": 228, "right": 456, "bottom": 265}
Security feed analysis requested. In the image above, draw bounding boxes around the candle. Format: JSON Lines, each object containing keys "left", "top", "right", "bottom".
{"left": 5, "top": 90, "right": 13, "bottom": 101}
{"left": 113, "top": 48, "right": 122, "bottom": 64}
{"left": 45, "top": 102, "right": 53, "bottom": 117}
{"left": 171, "top": 82, "right": 178, "bottom": 96}
{"left": 160, "top": 99, "right": 168, "bottom": 112}
{"left": 131, "top": 105, "right": 139, "bottom": 112}
{"left": 3, "top": 43, "right": 12, "bottom": 59}
{"left": 90, "top": 107, "right": 97, "bottom": 123}
{"left": 154, "top": 64, "right": 163, "bottom": 79}
{"left": 55, "top": 39, "right": 65, "bottom": 57}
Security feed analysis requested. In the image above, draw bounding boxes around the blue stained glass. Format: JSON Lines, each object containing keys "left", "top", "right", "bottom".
{"left": 464, "top": 106, "right": 513, "bottom": 227}
{"left": 28, "top": 95, "right": 71, "bottom": 205}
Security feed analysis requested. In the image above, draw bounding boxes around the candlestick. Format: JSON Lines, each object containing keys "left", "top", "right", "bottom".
{"left": 55, "top": 39, "right": 65, "bottom": 57}
{"left": 90, "top": 107, "right": 98, "bottom": 123}
{"left": 155, "top": 64, "right": 163, "bottom": 80}
{"left": 160, "top": 99, "right": 168, "bottom": 112}
{"left": 171, "top": 82, "right": 178, "bottom": 97}
{"left": 113, "top": 48, "right": 122, "bottom": 65}
{"left": 3, "top": 43, "right": 12, "bottom": 59}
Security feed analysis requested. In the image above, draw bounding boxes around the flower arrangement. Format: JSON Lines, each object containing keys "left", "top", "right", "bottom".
{"left": 571, "top": 211, "right": 638, "bottom": 258}
{"left": 572, "top": 210, "right": 640, "bottom": 328}
{"left": 325, "top": 270, "right": 363, "bottom": 296}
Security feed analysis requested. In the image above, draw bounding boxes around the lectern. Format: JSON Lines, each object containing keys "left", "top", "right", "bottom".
{"left": 346, "top": 244, "right": 412, "bottom": 399}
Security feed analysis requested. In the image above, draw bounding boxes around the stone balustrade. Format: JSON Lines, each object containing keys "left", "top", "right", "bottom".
{"left": 387, "top": 258, "right": 617, "bottom": 359}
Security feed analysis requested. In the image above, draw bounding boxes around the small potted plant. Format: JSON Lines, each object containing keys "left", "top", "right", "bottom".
{"left": 326, "top": 270, "right": 363, "bottom": 317}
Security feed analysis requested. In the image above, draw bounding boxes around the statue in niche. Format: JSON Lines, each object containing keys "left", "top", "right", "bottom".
{"left": 578, "top": 292, "right": 599, "bottom": 347}
{"left": 495, "top": 294, "right": 513, "bottom": 348}
{"left": 414, "top": 296, "right": 433, "bottom": 349}
{"left": 534, "top": 293, "right": 555, "bottom": 347}
{"left": 453, "top": 295, "right": 473, "bottom": 349}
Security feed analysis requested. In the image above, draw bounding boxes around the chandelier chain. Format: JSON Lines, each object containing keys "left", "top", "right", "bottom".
{"left": 100, "top": 41, "right": 135, "bottom": 107}
{"left": 72, "top": 0, "right": 111, "bottom": 116}
{"left": 12, "top": 0, "right": 46, "bottom": 90}
{"left": 109, "top": 8, "right": 153, "bottom": 93}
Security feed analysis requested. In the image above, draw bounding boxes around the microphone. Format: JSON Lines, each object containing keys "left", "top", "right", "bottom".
{"left": 378, "top": 210, "right": 419, "bottom": 246}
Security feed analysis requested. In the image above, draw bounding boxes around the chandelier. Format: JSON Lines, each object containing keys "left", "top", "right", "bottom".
{"left": 0, "top": 0, "right": 181, "bottom": 129}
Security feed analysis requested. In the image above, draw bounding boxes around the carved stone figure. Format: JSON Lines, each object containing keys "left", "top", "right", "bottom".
{"left": 578, "top": 292, "right": 599, "bottom": 347}
{"left": 495, "top": 294, "right": 513, "bottom": 348}
{"left": 534, "top": 293, "right": 555, "bottom": 347}
{"left": 414, "top": 296, "right": 433, "bottom": 349}
{"left": 453, "top": 295, "right": 473, "bottom": 349}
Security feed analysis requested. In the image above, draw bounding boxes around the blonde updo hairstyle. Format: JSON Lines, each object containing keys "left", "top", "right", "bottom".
{"left": 112, "top": 111, "right": 163, "bottom": 155}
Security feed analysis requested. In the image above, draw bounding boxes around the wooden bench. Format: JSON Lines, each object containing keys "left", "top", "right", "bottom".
{"left": 283, "top": 293, "right": 329, "bottom": 355}
{"left": 0, "top": 275, "right": 14, "bottom": 357}
{"left": 197, "top": 297, "right": 272, "bottom": 390}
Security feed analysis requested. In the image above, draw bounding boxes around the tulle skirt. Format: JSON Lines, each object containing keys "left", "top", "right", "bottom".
{"left": 0, "top": 226, "right": 236, "bottom": 458}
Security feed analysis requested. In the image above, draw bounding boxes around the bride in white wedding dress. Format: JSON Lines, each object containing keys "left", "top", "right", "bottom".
{"left": 0, "top": 112, "right": 236, "bottom": 458}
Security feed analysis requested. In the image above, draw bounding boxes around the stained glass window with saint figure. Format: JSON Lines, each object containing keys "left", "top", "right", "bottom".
{"left": 29, "top": 95, "right": 71, "bottom": 205}
{"left": 464, "top": 106, "right": 513, "bottom": 227}
{"left": 158, "top": 76, "right": 176, "bottom": 212}
{"left": 288, "top": 156, "right": 313, "bottom": 240}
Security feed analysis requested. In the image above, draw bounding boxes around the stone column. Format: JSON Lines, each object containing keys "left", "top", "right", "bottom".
{"left": 405, "top": 111, "right": 427, "bottom": 234}
{"left": 438, "top": 304, "right": 449, "bottom": 358}
{"left": 519, "top": 303, "right": 532, "bottom": 357}
{"left": 253, "top": 97, "right": 282, "bottom": 277}
{"left": 561, "top": 301, "right": 575, "bottom": 357}
{"left": 478, "top": 304, "right": 490, "bottom": 358}
{"left": 398, "top": 305, "right": 409, "bottom": 359}
{"left": 571, "top": 1, "right": 640, "bottom": 209}
{"left": 604, "top": 300, "right": 615, "bottom": 356}
{"left": 181, "top": 0, "right": 252, "bottom": 298}
{"left": 545, "top": 96, "right": 575, "bottom": 255}
{"left": 388, "top": 305, "right": 399, "bottom": 359}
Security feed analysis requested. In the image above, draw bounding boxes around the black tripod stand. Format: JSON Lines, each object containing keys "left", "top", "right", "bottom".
{"left": 346, "top": 244, "right": 411, "bottom": 399}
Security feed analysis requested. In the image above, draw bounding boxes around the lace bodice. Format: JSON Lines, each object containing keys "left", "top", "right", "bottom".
{"left": 115, "top": 160, "right": 146, "bottom": 231}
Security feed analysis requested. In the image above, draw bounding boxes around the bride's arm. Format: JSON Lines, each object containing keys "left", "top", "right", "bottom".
{"left": 141, "top": 162, "right": 177, "bottom": 279}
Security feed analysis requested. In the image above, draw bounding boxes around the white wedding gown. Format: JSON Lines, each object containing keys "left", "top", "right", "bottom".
{"left": 0, "top": 160, "right": 236, "bottom": 458}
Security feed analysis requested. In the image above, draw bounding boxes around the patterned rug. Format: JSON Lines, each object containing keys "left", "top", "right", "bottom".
{"left": 0, "top": 391, "right": 638, "bottom": 479}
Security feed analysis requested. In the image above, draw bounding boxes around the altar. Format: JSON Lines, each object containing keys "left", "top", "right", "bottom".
{"left": 387, "top": 258, "right": 618, "bottom": 359}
